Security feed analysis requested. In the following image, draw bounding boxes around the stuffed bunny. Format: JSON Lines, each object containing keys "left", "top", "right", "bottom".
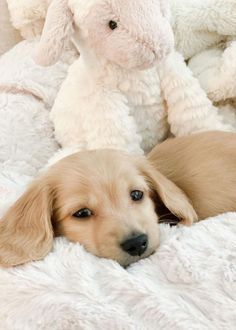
{"left": 35, "top": 0, "right": 232, "bottom": 155}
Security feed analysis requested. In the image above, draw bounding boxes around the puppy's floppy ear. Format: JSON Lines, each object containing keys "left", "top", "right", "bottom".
{"left": 34, "top": 0, "right": 74, "bottom": 66}
{"left": 0, "top": 179, "right": 54, "bottom": 267}
{"left": 142, "top": 163, "right": 198, "bottom": 226}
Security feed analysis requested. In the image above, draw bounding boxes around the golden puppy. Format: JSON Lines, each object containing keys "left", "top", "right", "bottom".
{"left": 0, "top": 148, "right": 197, "bottom": 268}
{"left": 1, "top": 131, "right": 236, "bottom": 268}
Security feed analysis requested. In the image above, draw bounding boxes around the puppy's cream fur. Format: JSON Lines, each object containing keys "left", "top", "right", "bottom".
{"left": 0, "top": 150, "right": 196, "bottom": 268}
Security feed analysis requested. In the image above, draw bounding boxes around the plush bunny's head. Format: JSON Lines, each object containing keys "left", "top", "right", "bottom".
{"left": 35, "top": 0, "right": 174, "bottom": 70}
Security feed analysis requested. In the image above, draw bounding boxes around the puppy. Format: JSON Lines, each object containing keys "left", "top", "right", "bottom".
{"left": 1, "top": 131, "right": 236, "bottom": 268}
{"left": 0, "top": 149, "right": 197, "bottom": 268}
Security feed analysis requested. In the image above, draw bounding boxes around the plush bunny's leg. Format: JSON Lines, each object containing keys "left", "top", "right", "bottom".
{"left": 158, "top": 51, "right": 233, "bottom": 136}
{"left": 189, "top": 41, "right": 236, "bottom": 103}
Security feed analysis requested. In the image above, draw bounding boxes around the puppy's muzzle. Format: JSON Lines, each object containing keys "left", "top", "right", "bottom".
{"left": 121, "top": 234, "right": 148, "bottom": 256}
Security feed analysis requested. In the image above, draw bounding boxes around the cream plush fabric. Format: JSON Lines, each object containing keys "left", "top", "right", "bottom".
{"left": 0, "top": 0, "right": 22, "bottom": 55}
{"left": 0, "top": 211, "right": 236, "bottom": 329}
{"left": 6, "top": 0, "right": 52, "bottom": 39}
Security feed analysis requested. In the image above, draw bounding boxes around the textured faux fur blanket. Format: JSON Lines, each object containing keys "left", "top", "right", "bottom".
{"left": 1, "top": 208, "right": 236, "bottom": 329}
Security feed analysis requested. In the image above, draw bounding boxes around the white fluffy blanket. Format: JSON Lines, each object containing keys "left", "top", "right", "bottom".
{"left": 1, "top": 210, "right": 236, "bottom": 329}
{"left": 1, "top": 2, "right": 236, "bottom": 327}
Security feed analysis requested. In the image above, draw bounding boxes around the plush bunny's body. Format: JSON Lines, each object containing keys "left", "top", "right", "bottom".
{"left": 51, "top": 50, "right": 169, "bottom": 154}
{"left": 35, "top": 0, "right": 233, "bottom": 155}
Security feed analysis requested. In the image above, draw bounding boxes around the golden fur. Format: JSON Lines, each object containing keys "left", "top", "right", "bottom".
{"left": 1, "top": 131, "right": 236, "bottom": 268}
{"left": 0, "top": 149, "right": 196, "bottom": 267}
{"left": 148, "top": 131, "right": 236, "bottom": 220}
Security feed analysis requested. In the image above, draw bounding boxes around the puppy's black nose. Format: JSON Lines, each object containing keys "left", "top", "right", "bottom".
{"left": 121, "top": 234, "right": 148, "bottom": 256}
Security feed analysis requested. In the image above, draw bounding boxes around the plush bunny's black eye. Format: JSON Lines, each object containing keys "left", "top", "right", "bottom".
{"left": 109, "top": 20, "right": 118, "bottom": 30}
{"left": 131, "top": 190, "right": 144, "bottom": 202}
{"left": 73, "top": 208, "right": 93, "bottom": 219}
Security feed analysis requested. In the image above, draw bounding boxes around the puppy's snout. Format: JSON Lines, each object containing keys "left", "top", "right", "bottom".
{"left": 121, "top": 234, "right": 148, "bottom": 256}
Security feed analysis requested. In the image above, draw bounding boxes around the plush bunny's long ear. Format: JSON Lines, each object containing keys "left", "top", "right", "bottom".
{"left": 0, "top": 180, "right": 54, "bottom": 267}
{"left": 34, "top": 0, "right": 74, "bottom": 66}
{"left": 142, "top": 163, "right": 198, "bottom": 226}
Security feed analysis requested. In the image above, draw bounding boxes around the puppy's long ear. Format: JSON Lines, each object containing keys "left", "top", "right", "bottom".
{"left": 0, "top": 180, "right": 54, "bottom": 267}
{"left": 34, "top": 0, "right": 74, "bottom": 66}
{"left": 142, "top": 163, "right": 198, "bottom": 226}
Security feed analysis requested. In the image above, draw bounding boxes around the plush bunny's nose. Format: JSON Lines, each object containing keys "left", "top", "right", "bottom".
{"left": 121, "top": 234, "right": 148, "bottom": 256}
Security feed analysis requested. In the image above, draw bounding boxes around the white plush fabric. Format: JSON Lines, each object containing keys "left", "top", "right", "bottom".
{"left": 1, "top": 212, "right": 236, "bottom": 329}
{"left": 169, "top": 0, "right": 236, "bottom": 130}
{"left": 170, "top": 0, "right": 236, "bottom": 60}
{"left": 0, "top": 0, "right": 22, "bottom": 55}
{"left": 189, "top": 43, "right": 236, "bottom": 103}
{"left": 188, "top": 40, "right": 236, "bottom": 127}
{"left": 0, "top": 39, "right": 77, "bottom": 215}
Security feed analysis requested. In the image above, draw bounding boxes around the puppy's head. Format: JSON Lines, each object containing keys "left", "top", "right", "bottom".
{"left": 0, "top": 150, "right": 197, "bottom": 267}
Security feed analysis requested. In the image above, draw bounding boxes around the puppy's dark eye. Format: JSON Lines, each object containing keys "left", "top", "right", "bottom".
{"left": 131, "top": 190, "right": 144, "bottom": 202}
{"left": 73, "top": 208, "right": 93, "bottom": 219}
{"left": 109, "top": 20, "right": 118, "bottom": 30}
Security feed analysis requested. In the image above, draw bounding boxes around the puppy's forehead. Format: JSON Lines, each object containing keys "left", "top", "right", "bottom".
{"left": 50, "top": 150, "right": 150, "bottom": 215}
{"left": 51, "top": 150, "right": 144, "bottom": 185}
